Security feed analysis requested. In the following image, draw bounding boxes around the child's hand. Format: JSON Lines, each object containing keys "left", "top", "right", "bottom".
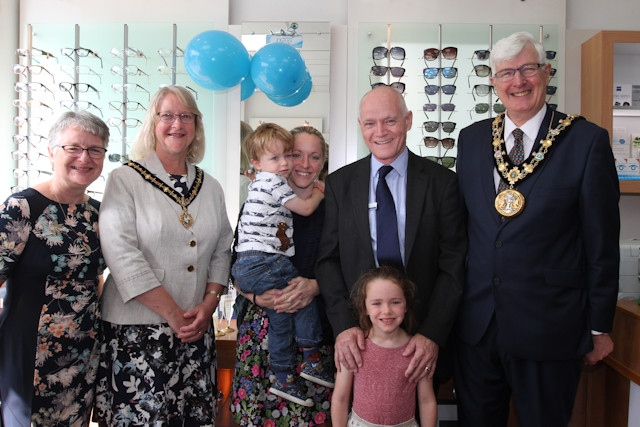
{"left": 313, "top": 180, "right": 325, "bottom": 193}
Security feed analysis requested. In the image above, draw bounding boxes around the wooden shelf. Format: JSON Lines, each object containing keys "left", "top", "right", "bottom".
{"left": 581, "top": 31, "right": 640, "bottom": 194}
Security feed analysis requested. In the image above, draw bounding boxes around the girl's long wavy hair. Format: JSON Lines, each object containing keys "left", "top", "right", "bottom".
{"left": 349, "top": 266, "right": 418, "bottom": 337}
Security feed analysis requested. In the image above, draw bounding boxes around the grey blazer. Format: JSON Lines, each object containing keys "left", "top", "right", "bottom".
{"left": 99, "top": 152, "right": 233, "bottom": 325}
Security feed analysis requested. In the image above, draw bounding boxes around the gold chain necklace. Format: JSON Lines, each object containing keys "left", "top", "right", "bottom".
{"left": 492, "top": 111, "right": 581, "bottom": 217}
{"left": 126, "top": 161, "right": 204, "bottom": 228}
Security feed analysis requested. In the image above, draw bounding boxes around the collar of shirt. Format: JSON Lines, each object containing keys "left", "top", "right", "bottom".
{"left": 503, "top": 105, "right": 547, "bottom": 157}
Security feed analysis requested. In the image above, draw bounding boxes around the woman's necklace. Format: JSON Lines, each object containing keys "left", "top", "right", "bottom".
{"left": 492, "top": 111, "right": 580, "bottom": 217}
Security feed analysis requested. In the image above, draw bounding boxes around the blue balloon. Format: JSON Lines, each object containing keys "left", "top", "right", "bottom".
{"left": 250, "top": 43, "right": 306, "bottom": 97}
{"left": 240, "top": 75, "right": 256, "bottom": 101}
{"left": 268, "top": 71, "right": 312, "bottom": 107}
{"left": 184, "top": 30, "right": 250, "bottom": 91}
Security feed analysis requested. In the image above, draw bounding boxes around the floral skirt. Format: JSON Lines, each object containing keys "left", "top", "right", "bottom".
{"left": 93, "top": 322, "right": 217, "bottom": 427}
{"left": 230, "top": 300, "right": 333, "bottom": 426}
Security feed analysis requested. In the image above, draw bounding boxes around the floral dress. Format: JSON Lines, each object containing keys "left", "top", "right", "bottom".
{"left": 230, "top": 203, "right": 334, "bottom": 427}
{"left": 0, "top": 189, "right": 105, "bottom": 427}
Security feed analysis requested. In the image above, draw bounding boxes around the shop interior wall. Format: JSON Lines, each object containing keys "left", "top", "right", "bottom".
{"left": 3, "top": 0, "right": 640, "bottom": 238}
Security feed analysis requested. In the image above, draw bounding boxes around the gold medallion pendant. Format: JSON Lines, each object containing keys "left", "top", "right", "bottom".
{"left": 495, "top": 189, "right": 525, "bottom": 217}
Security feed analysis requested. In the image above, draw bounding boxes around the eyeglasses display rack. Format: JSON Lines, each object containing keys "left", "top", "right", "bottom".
{"left": 10, "top": 21, "right": 216, "bottom": 199}
{"left": 360, "top": 22, "right": 561, "bottom": 170}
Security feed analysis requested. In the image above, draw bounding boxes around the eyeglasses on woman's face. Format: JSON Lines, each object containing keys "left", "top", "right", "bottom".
{"left": 56, "top": 145, "right": 107, "bottom": 159}
{"left": 156, "top": 112, "right": 197, "bottom": 124}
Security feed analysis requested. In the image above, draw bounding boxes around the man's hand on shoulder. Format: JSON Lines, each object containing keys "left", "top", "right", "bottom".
{"left": 334, "top": 327, "right": 366, "bottom": 373}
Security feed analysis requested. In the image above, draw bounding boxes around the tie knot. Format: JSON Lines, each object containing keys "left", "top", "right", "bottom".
{"left": 379, "top": 165, "right": 393, "bottom": 179}
{"left": 512, "top": 128, "right": 524, "bottom": 141}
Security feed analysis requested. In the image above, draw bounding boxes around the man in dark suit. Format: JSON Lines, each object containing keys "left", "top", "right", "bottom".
{"left": 455, "top": 31, "right": 620, "bottom": 427}
{"left": 316, "top": 85, "right": 466, "bottom": 384}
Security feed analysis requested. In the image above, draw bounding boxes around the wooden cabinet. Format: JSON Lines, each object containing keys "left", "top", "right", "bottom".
{"left": 581, "top": 30, "right": 640, "bottom": 194}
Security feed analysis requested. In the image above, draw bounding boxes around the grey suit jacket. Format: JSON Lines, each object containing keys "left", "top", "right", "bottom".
{"left": 99, "top": 152, "right": 233, "bottom": 325}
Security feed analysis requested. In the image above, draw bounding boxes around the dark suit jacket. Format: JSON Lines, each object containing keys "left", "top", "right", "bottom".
{"left": 316, "top": 149, "right": 466, "bottom": 349}
{"left": 456, "top": 108, "right": 620, "bottom": 360}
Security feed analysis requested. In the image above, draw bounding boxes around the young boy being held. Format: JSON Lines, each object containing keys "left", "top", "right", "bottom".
{"left": 231, "top": 123, "right": 333, "bottom": 407}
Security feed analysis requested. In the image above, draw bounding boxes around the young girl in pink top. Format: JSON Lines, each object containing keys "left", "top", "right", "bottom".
{"left": 331, "top": 266, "right": 437, "bottom": 427}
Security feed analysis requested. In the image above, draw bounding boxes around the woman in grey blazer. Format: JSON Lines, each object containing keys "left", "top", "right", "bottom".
{"left": 93, "top": 85, "right": 233, "bottom": 426}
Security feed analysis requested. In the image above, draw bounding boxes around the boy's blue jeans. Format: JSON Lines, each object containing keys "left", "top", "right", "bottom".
{"left": 232, "top": 251, "right": 322, "bottom": 372}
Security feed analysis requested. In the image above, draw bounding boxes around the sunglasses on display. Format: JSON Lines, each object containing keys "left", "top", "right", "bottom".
{"left": 471, "top": 64, "right": 492, "bottom": 77}
{"left": 372, "top": 46, "right": 406, "bottom": 61}
{"left": 108, "top": 153, "right": 130, "bottom": 163}
{"left": 546, "top": 85, "right": 558, "bottom": 95}
{"left": 426, "top": 155, "right": 456, "bottom": 168}
{"left": 371, "top": 81, "right": 405, "bottom": 94}
{"left": 423, "top": 121, "right": 456, "bottom": 133}
{"left": 550, "top": 68, "right": 557, "bottom": 77}
{"left": 423, "top": 137, "right": 455, "bottom": 149}
{"left": 545, "top": 50, "right": 557, "bottom": 60}
{"left": 472, "top": 84, "right": 495, "bottom": 101}
{"left": 423, "top": 67, "right": 457, "bottom": 79}
{"left": 473, "top": 103, "right": 506, "bottom": 114}
{"left": 423, "top": 46, "right": 457, "bottom": 61}
{"left": 547, "top": 103, "right": 558, "bottom": 110}
{"left": 424, "top": 84, "right": 456, "bottom": 96}
{"left": 473, "top": 50, "right": 491, "bottom": 61}
{"left": 370, "top": 65, "right": 406, "bottom": 78}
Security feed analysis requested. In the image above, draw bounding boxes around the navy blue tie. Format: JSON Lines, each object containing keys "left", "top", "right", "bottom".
{"left": 376, "top": 165, "right": 403, "bottom": 270}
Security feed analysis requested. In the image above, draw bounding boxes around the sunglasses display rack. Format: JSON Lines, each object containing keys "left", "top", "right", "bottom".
{"left": 10, "top": 22, "right": 213, "bottom": 199}
{"left": 361, "top": 23, "right": 560, "bottom": 171}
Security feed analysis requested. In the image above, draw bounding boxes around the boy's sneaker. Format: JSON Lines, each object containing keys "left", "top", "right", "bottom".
{"left": 269, "top": 377, "right": 314, "bottom": 407}
{"left": 300, "top": 361, "right": 335, "bottom": 388}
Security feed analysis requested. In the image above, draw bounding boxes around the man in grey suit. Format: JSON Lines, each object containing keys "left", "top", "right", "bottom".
{"left": 316, "top": 86, "right": 466, "bottom": 383}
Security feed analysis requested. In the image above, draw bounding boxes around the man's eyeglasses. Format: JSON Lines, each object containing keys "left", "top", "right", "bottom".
{"left": 425, "top": 155, "right": 456, "bottom": 169}
{"left": 493, "top": 63, "right": 543, "bottom": 82}
{"left": 371, "top": 82, "right": 405, "bottom": 94}
{"left": 424, "top": 84, "right": 456, "bottom": 96}
{"left": 423, "top": 137, "right": 455, "bottom": 149}
{"left": 56, "top": 145, "right": 107, "bottom": 159}
{"left": 60, "top": 100, "right": 103, "bottom": 117}
{"left": 14, "top": 82, "right": 56, "bottom": 99}
{"left": 59, "top": 82, "right": 100, "bottom": 99}
{"left": 156, "top": 112, "right": 197, "bottom": 124}
{"left": 370, "top": 65, "right": 405, "bottom": 78}
{"left": 12, "top": 64, "right": 55, "bottom": 82}
{"left": 372, "top": 46, "right": 405, "bottom": 61}
{"left": 422, "top": 121, "right": 456, "bottom": 134}
{"left": 423, "top": 47, "right": 457, "bottom": 61}
{"left": 61, "top": 47, "right": 103, "bottom": 68}
{"left": 423, "top": 67, "right": 457, "bottom": 79}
